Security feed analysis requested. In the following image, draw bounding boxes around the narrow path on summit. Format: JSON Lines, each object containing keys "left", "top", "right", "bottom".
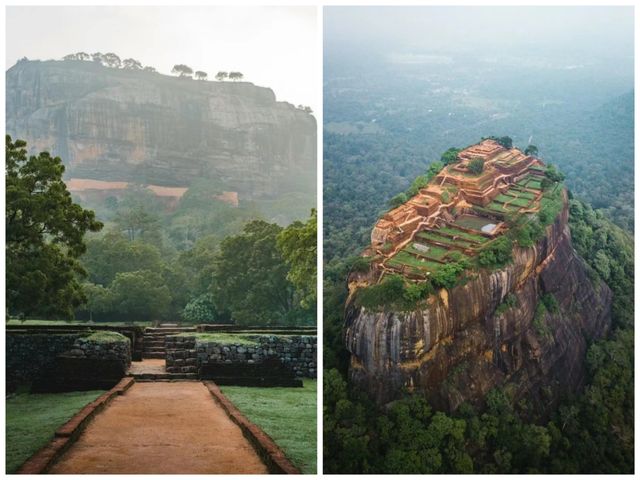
{"left": 48, "top": 382, "right": 268, "bottom": 474}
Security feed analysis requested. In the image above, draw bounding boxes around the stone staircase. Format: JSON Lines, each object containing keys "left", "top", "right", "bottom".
{"left": 142, "top": 325, "right": 197, "bottom": 359}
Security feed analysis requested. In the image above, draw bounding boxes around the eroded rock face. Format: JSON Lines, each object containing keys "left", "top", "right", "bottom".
{"left": 6, "top": 60, "right": 316, "bottom": 200}
{"left": 345, "top": 193, "right": 612, "bottom": 412}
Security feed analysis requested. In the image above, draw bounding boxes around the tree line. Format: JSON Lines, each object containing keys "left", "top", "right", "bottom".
{"left": 61, "top": 51, "right": 244, "bottom": 82}
{"left": 6, "top": 136, "right": 315, "bottom": 326}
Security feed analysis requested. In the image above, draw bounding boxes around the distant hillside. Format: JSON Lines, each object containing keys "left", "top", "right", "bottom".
{"left": 6, "top": 59, "right": 316, "bottom": 209}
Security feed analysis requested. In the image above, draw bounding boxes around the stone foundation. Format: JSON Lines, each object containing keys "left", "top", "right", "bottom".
{"left": 7, "top": 331, "right": 131, "bottom": 392}
{"left": 165, "top": 335, "right": 317, "bottom": 378}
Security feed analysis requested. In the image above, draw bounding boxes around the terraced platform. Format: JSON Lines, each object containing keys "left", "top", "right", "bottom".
{"left": 372, "top": 139, "right": 548, "bottom": 280}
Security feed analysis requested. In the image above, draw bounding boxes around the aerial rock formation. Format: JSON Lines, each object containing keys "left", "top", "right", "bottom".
{"left": 345, "top": 141, "right": 612, "bottom": 413}
{"left": 6, "top": 59, "right": 316, "bottom": 203}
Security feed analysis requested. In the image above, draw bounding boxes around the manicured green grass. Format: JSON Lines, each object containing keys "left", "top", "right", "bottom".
{"left": 179, "top": 333, "right": 259, "bottom": 345}
{"left": 439, "top": 227, "right": 488, "bottom": 243}
{"left": 511, "top": 190, "right": 536, "bottom": 200}
{"left": 405, "top": 243, "right": 448, "bottom": 260}
{"left": 495, "top": 194, "right": 515, "bottom": 203}
{"left": 6, "top": 390, "right": 105, "bottom": 473}
{"left": 6, "top": 320, "right": 152, "bottom": 327}
{"left": 221, "top": 380, "right": 317, "bottom": 474}
{"left": 508, "top": 197, "right": 532, "bottom": 208}
{"left": 392, "top": 251, "right": 443, "bottom": 271}
{"left": 453, "top": 214, "right": 494, "bottom": 231}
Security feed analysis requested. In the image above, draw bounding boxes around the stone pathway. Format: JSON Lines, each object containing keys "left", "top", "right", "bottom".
{"left": 48, "top": 382, "right": 269, "bottom": 474}
{"left": 128, "top": 358, "right": 197, "bottom": 381}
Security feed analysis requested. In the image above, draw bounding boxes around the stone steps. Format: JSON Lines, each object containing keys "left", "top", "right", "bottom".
{"left": 142, "top": 327, "right": 196, "bottom": 359}
{"left": 142, "top": 352, "right": 165, "bottom": 359}
{"left": 130, "top": 373, "right": 198, "bottom": 381}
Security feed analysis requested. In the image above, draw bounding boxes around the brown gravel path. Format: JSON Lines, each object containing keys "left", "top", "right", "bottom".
{"left": 49, "top": 382, "right": 268, "bottom": 474}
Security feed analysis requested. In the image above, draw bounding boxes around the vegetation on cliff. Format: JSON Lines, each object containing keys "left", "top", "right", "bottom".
{"left": 323, "top": 195, "right": 633, "bottom": 473}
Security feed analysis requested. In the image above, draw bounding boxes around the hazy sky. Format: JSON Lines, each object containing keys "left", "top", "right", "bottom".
{"left": 325, "top": 6, "right": 634, "bottom": 63}
{"left": 6, "top": 6, "right": 318, "bottom": 110}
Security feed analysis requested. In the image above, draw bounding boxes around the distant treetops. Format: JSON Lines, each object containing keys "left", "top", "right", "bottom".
{"left": 61, "top": 51, "right": 244, "bottom": 82}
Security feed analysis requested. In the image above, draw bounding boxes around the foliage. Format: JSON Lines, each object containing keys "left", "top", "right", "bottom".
{"left": 6, "top": 136, "right": 103, "bottom": 317}
{"left": 440, "top": 147, "right": 461, "bottom": 165}
{"left": 221, "top": 380, "right": 317, "bottom": 473}
{"left": 485, "top": 135, "right": 513, "bottom": 149}
{"left": 108, "top": 270, "right": 172, "bottom": 322}
{"left": 171, "top": 64, "right": 193, "bottom": 77}
{"left": 354, "top": 274, "right": 405, "bottom": 310}
{"left": 524, "top": 144, "right": 538, "bottom": 156}
{"left": 431, "top": 261, "right": 468, "bottom": 289}
{"left": 182, "top": 293, "right": 223, "bottom": 324}
{"left": 495, "top": 293, "right": 518, "bottom": 315}
{"left": 468, "top": 158, "right": 485, "bottom": 175}
{"left": 388, "top": 192, "right": 407, "bottom": 208}
{"left": 477, "top": 237, "right": 513, "bottom": 269}
{"left": 211, "top": 220, "right": 297, "bottom": 325}
{"left": 277, "top": 209, "right": 317, "bottom": 308}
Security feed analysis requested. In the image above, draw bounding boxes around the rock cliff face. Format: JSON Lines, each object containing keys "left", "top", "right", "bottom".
{"left": 345, "top": 192, "right": 612, "bottom": 412}
{"left": 6, "top": 60, "right": 316, "bottom": 200}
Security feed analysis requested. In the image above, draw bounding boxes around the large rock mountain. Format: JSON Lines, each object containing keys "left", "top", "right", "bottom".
{"left": 345, "top": 193, "right": 612, "bottom": 413}
{"left": 6, "top": 59, "right": 316, "bottom": 201}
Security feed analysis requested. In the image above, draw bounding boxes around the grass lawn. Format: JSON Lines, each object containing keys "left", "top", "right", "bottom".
{"left": 6, "top": 319, "right": 152, "bottom": 327}
{"left": 178, "top": 332, "right": 260, "bottom": 345}
{"left": 508, "top": 197, "right": 532, "bottom": 208}
{"left": 6, "top": 390, "right": 105, "bottom": 473}
{"left": 405, "top": 243, "right": 448, "bottom": 260}
{"left": 221, "top": 380, "right": 317, "bottom": 474}
{"left": 439, "top": 227, "right": 488, "bottom": 243}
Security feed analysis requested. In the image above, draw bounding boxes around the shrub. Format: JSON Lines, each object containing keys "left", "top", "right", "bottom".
{"left": 182, "top": 293, "right": 222, "bottom": 324}
{"left": 468, "top": 158, "right": 485, "bottom": 175}
{"left": 478, "top": 237, "right": 513, "bottom": 269}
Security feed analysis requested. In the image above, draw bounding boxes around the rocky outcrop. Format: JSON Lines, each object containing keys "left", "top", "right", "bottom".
{"left": 345, "top": 192, "right": 612, "bottom": 412}
{"left": 6, "top": 60, "right": 316, "bottom": 201}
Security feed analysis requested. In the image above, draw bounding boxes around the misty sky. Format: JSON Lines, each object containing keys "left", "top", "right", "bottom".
{"left": 325, "top": 6, "right": 633, "bottom": 67}
{"left": 6, "top": 6, "right": 318, "bottom": 110}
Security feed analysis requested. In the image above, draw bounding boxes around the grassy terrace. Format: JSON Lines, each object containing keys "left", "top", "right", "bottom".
{"left": 6, "top": 319, "right": 152, "bottom": 327}
{"left": 221, "top": 380, "right": 317, "bottom": 474}
{"left": 177, "top": 332, "right": 260, "bottom": 345}
{"left": 6, "top": 390, "right": 106, "bottom": 473}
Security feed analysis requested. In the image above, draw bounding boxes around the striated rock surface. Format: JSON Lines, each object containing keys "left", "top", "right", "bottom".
{"left": 345, "top": 192, "right": 612, "bottom": 412}
{"left": 6, "top": 60, "right": 316, "bottom": 200}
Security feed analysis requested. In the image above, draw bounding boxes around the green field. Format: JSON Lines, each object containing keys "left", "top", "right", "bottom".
{"left": 177, "top": 332, "right": 260, "bottom": 345}
{"left": 405, "top": 243, "right": 449, "bottom": 260}
{"left": 508, "top": 197, "right": 532, "bottom": 208}
{"left": 221, "top": 380, "right": 317, "bottom": 474}
{"left": 439, "top": 226, "right": 488, "bottom": 243}
{"left": 6, "top": 390, "right": 105, "bottom": 473}
{"left": 495, "top": 194, "right": 515, "bottom": 203}
{"left": 526, "top": 180, "right": 542, "bottom": 190}
{"left": 453, "top": 214, "right": 495, "bottom": 231}
{"left": 6, "top": 319, "right": 152, "bottom": 327}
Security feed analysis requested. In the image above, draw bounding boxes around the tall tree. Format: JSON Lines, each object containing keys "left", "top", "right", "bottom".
{"left": 228, "top": 71, "right": 244, "bottom": 81}
{"left": 215, "top": 71, "right": 228, "bottom": 81}
{"left": 277, "top": 209, "right": 317, "bottom": 308}
{"left": 122, "top": 58, "right": 142, "bottom": 70}
{"left": 6, "top": 136, "right": 103, "bottom": 317}
{"left": 211, "top": 220, "right": 293, "bottom": 325}
{"left": 195, "top": 70, "right": 208, "bottom": 80}
{"left": 103, "top": 52, "right": 122, "bottom": 68}
{"left": 171, "top": 64, "right": 193, "bottom": 78}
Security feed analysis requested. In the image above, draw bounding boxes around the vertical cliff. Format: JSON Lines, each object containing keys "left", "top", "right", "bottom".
{"left": 6, "top": 59, "right": 316, "bottom": 202}
{"left": 345, "top": 192, "right": 612, "bottom": 412}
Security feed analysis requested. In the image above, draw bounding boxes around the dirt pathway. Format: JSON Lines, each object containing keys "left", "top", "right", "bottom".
{"left": 49, "top": 382, "right": 268, "bottom": 474}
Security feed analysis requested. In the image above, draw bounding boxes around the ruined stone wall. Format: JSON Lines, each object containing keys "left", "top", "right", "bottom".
{"left": 165, "top": 335, "right": 317, "bottom": 378}
{"left": 6, "top": 332, "right": 131, "bottom": 391}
